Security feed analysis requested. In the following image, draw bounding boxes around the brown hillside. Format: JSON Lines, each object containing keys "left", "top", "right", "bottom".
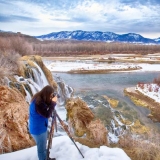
{"left": 0, "top": 32, "right": 39, "bottom": 43}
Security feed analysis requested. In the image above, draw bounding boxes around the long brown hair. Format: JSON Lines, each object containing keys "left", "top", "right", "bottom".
{"left": 31, "top": 85, "right": 55, "bottom": 105}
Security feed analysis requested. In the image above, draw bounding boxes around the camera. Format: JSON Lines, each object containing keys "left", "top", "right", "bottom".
{"left": 52, "top": 92, "right": 60, "bottom": 98}
{"left": 56, "top": 94, "right": 60, "bottom": 98}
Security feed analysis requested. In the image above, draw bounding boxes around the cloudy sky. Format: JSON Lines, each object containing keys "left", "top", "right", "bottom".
{"left": 0, "top": 0, "right": 160, "bottom": 38}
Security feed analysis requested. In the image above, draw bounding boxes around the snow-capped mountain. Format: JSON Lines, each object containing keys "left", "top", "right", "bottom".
{"left": 35, "top": 30, "right": 159, "bottom": 44}
{"left": 154, "top": 37, "right": 160, "bottom": 43}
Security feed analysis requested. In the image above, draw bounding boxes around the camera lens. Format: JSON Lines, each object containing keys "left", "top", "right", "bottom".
{"left": 57, "top": 94, "right": 60, "bottom": 98}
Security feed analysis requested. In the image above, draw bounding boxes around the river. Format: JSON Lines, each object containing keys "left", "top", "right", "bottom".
{"left": 52, "top": 71, "right": 160, "bottom": 131}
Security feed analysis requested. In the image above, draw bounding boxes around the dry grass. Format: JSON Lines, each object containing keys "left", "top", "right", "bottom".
{"left": 0, "top": 36, "right": 34, "bottom": 85}
{"left": 0, "top": 36, "right": 33, "bottom": 56}
{"left": 0, "top": 51, "right": 20, "bottom": 85}
{"left": 118, "top": 130, "right": 160, "bottom": 160}
{"left": 153, "top": 75, "right": 160, "bottom": 86}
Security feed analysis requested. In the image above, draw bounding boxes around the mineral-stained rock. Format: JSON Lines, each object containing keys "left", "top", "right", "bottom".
{"left": 65, "top": 97, "right": 108, "bottom": 147}
{"left": 66, "top": 97, "right": 95, "bottom": 137}
{"left": 103, "top": 95, "right": 119, "bottom": 108}
{"left": 0, "top": 85, "right": 35, "bottom": 153}
{"left": 130, "top": 120, "right": 149, "bottom": 134}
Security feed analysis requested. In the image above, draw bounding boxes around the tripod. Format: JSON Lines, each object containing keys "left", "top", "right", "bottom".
{"left": 46, "top": 110, "right": 84, "bottom": 160}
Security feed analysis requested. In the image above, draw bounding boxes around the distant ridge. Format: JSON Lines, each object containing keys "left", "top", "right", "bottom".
{"left": 35, "top": 30, "right": 160, "bottom": 44}
{"left": 0, "top": 31, "right": 39, "bottom": 43}
{"left": 154, "top": 37, "right": 160, "bottom": 42}
{"left": 0, "top": 29, "right": 160, "bottom": 44}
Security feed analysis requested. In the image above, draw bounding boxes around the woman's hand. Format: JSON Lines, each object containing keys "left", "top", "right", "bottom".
{"left": 52, "top": 96, "right": 57, "bottom": 102}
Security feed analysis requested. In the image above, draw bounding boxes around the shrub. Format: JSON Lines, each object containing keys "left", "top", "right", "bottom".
{"left": 0, "top": 36, "right": 33, "bottom": 56}
{"left": 10, "top": 37, "right": 33, "bottom": 56}
{"left": 118, "top": 130, "right": 160, "bottom": 160}
{"left": 153, "top": 76, "right": 160, "bottom": 86}
{"left": 0, "top": 51, "right": 20, "bottom": 85}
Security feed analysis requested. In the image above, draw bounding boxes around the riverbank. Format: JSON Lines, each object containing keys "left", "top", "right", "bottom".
{"left": 124, "top": 87, "right": 160, "bottom": 123}
{"left": 43, "top": 53, "right": 160, "bottom": 73}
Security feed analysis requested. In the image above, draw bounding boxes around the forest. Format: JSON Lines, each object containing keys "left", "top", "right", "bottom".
{"left": 0, "top": 32, "right": 160, "bottom": 57}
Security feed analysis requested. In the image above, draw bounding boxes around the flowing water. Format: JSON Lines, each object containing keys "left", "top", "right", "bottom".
{"left": 52, "top": 71, "right": 160, "bottom": 132}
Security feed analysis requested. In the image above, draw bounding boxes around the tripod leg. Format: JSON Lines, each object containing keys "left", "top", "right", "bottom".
{"left": 56, "top": 112, "right": 84, "bottom": 158}
{"left": 46, "top": 117, "right": 55, "bottom": 160}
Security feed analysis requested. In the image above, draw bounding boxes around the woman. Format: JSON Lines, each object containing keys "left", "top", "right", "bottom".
{"left": 29, "top": 85, "right": 57, "bottom": 160}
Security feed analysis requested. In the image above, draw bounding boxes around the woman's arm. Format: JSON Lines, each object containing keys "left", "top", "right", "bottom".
{"left": 36, "top": 101, "right": 56, "bottom": 118}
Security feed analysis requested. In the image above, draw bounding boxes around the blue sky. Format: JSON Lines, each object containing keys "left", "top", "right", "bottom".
{"left": 0, "top": 0, "right": 160, "bottom": 38}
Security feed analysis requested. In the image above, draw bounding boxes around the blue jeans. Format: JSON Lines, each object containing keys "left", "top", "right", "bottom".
{"left": 31, "top": 131, "right": 47, "bottom": 160}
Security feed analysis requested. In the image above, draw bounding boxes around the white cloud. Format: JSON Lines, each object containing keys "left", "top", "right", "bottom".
{"left": 0, "top": 0, "right": 160, "bottom": 38}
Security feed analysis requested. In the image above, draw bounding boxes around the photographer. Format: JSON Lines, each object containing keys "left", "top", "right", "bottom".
{"left": 29, "top": 85, "right": 57, "bottom": 160}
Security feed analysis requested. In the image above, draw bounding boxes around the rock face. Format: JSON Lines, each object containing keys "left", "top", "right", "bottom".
{"left": 0, "top": 85, "right": 35, "bottom": 153}
{"left": 65, "top": 97, "right": 108, "bottom": 148}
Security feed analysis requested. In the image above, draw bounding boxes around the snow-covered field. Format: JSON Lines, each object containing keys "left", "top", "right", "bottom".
{"left": 0, "top": 135, "right": 131, "bottom": 160}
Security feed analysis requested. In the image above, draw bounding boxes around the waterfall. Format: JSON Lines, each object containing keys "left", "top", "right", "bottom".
{"left": 13, "top": 60, "right": 51, "bottom": 103}
{"left": 55, "top": 76, "right": 73, "bottom": 107}
{"left": 108, "top": 120, "right": 124, "bottom": 143}
{"left": 24, "top": 86, "right": 32, "bottom": 104}
{"left": 108, "top": 109, "right": 134, "bottom": 143}
{"left": 32, "top": 62, "right": 49, "bottom": 87}
{"left": 31, "top": 68, "right": 44, "bottom": 87}
{"left": 12, "top": 60, "right": 73, "bottom": 107}
{"left": 13, "top": 76, "right": 32, "bottom": 103}
{"left": 27, "top": 79, "right": 41, "bottom": 95}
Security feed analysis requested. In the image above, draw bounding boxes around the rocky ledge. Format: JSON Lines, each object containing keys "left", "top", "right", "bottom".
{"left": 124, "top": 87, "right": 160, "bottom": 123}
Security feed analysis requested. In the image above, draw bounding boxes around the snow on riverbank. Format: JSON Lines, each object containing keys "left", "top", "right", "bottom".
{"left": 139, "top": 63, "right": 160, "bottom": 71}
{"left": 44, "top": 59, "right": 160, "bottom": 105}
{"left": 45, "top": 61, "right": 160, "bottom": 72}
{"left": 45, "top": 60, "right": 160, "bottom": 103}
{"left": 136, "top": 83, "right": 160, "bottom": 103}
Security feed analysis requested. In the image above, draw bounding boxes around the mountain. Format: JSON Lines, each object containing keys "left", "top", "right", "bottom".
{"left": 35, "top": 30, "right": 159, "bottom": 44}
{"left": 154, "top": 37, "right": 160, "bottom": 43}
